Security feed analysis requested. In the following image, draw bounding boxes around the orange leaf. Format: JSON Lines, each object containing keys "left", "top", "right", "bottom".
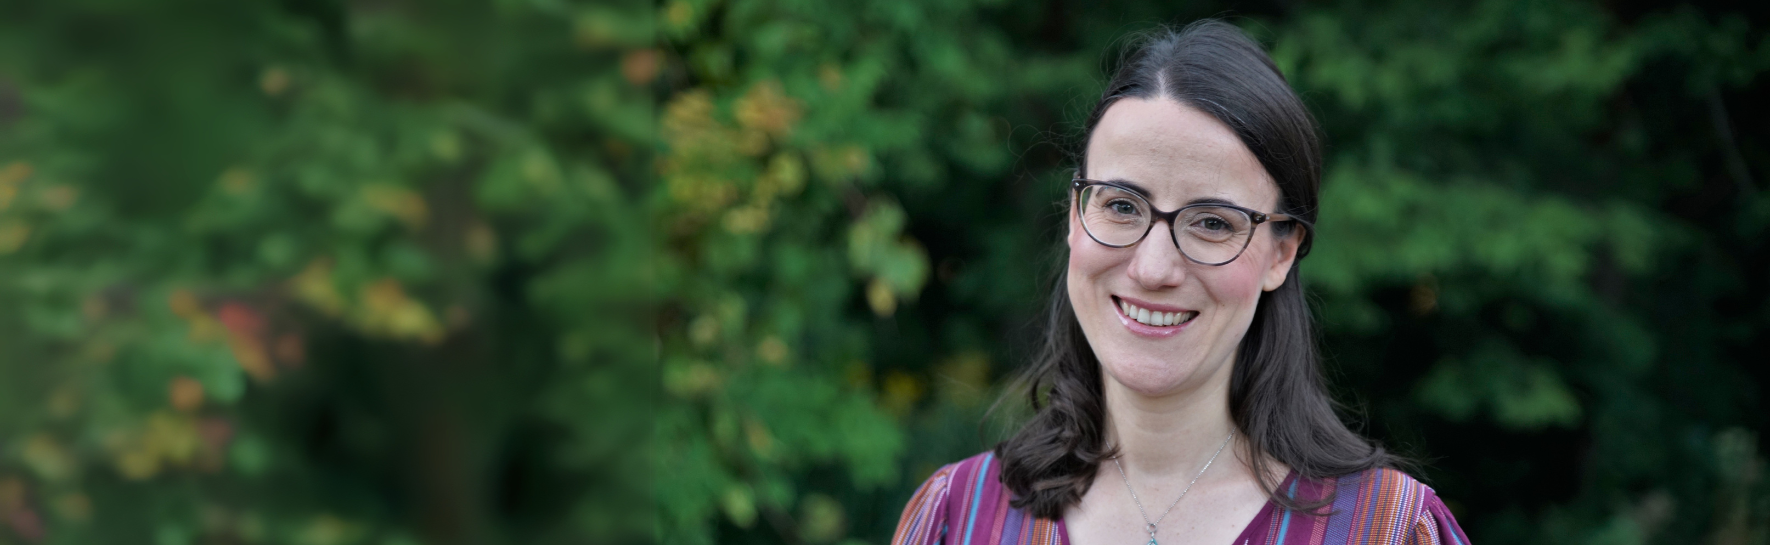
{"left": 168, "top": 377, "right": 205, "bottom": 412}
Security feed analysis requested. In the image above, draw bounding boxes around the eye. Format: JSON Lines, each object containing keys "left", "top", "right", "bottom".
{"left": 1107, "top": 200, "right": 1139, "bottom": 216}
{"left": 1196, "top": 217, "right": 1230, "bottom": 232}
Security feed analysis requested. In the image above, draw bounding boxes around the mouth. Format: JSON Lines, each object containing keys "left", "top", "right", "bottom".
{"left": 1112, "top": 295, "right": 1198, "bottom": 337}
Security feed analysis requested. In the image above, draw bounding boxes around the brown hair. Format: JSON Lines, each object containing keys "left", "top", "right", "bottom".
{"left": 992, "top": 19, "right": 1400, "bottom": 519}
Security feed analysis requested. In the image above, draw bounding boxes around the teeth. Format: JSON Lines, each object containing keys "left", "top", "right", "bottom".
{"left": 1120, "top": 299, "right": 1195, "bottom": 327}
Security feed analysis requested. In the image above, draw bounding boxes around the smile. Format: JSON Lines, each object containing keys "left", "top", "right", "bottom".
{"left": 1112, "top": 296, "right": 1198, "bottom": 338}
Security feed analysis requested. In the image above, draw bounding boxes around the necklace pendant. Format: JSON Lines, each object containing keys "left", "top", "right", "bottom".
{"left": 1146, "top": 540, "right": 1158, "bottom": 545}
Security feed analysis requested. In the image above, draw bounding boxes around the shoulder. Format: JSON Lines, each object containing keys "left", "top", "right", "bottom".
{"left": 894, "top": 452, "right": 1065, "bottom": 545}
{"left": 891, "top": 452, "right": 1000, "bottom": 545}
{"left": 1280, "top": 468, "right": 1472, "bottom": 544}
{"left": 1326, "top": 467, "right": 1436, "bottom": 509}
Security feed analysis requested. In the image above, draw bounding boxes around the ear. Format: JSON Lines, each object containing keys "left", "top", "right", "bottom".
{"left": 1260, "top": 226, "right": 1303, "bottom": 292}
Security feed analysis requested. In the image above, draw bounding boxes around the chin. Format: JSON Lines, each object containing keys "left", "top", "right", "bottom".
{"left": 1097, "top": 346, "right": 1209, "bottom": 397}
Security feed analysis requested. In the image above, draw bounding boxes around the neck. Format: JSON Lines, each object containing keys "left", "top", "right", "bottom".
{"left": 1102, "top": 363, "right": 1238, "bottom": 478}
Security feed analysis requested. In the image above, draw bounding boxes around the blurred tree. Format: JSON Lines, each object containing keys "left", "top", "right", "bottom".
{"left": 0, "top": 0, "right": 656, "bottom": 543}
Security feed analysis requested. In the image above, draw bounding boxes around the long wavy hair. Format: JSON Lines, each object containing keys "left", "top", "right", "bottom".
{"left": 992, "top": 20, "right": 1400, "bottom": 519}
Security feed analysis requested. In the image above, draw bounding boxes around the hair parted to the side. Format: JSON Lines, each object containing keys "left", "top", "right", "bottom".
{"left": 991, "top": 19, "right": 1402, "bottom": 519}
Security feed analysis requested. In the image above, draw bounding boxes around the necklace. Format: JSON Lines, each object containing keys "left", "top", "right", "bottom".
{"left": 1110, "top": 431, "right": 1234, "bottom": 545}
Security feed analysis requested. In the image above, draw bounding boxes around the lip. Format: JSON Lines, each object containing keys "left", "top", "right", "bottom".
{"left": 1112, "top": 295, "right": 1198, "bottom": 338}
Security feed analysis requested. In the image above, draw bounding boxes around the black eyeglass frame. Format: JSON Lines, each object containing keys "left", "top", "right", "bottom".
{"left": 1071, "top": 177, "right": 1315, "bottom": 266}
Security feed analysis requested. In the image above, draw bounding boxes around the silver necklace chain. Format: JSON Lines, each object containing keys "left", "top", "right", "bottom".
{"left": 1111, "top": 431, "right": 1234, "bottom": 545}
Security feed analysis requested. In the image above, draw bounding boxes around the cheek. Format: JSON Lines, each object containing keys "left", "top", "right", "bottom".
{"left": 1069, "top": 218, "right": 1097, "bottom": 274}
{"left": 1066, "top": 229, "right": 1124, "bottom": 323}
{"left": 1065, "top": 220, "right": 1112, "bottom": 277}
{"left": 1065, "top": 233, "right": 1097, "bottom": 301}
{"left": 1203, "top": 259, "right": 1271, "bottom": 310}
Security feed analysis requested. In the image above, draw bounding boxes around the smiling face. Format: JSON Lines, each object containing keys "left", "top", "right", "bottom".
{"left": 1068, "top": 97, "right": 1301, "bottom": 398}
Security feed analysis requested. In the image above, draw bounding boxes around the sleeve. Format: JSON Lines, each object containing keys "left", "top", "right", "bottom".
{"left": 1410, "top": 489, "right": 1473, "bottom": 545}
{"left": 891, "top": 463, "right": 958, "bottom": 545}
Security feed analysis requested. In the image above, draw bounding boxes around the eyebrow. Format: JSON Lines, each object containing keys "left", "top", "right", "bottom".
{"left": 1100, "top": 178, "right": 1244, "bottom": 207}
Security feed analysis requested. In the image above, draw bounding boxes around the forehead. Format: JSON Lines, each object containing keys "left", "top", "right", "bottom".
{"left": 1084, "top": 98, "right": 1277, "bottom": 209}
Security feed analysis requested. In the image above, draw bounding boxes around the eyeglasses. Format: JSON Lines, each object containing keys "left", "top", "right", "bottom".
{"left": 1072, "top": 177, "right": 1313, "bottom": 266}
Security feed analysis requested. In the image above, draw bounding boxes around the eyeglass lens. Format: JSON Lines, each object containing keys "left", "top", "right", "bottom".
{"left": 1077, "top": 184, "right": 1255, "bottom": 264}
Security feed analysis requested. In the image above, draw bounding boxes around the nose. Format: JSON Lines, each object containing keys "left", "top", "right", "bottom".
{"left": 1125, "top": 220, "right": 1188, "bottom": 290}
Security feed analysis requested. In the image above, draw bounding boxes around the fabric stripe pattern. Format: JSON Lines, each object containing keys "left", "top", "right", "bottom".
{"left": 891, "top": 452, "right": 1471, "bottom": 545}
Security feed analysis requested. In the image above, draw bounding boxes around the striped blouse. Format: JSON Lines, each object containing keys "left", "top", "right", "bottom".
{"left": 891, "top": 452, "right": 1470, "bottom": 545}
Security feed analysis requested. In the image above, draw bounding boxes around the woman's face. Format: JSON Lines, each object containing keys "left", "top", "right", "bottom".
{"left": 1068, "top": 98, "right": 1301, "bottom": 398}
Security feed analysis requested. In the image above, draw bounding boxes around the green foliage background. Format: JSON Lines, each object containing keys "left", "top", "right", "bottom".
{"left": 1, "top": 0, "right": 1766, "bottom": 544}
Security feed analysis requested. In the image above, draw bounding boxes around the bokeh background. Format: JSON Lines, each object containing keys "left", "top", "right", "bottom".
{"left": 1, "top": 0, "right": 1767, "bottom": 544}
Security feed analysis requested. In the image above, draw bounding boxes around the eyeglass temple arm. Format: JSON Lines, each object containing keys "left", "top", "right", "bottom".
{"left": 1262, "top": 212, "right": 1312, "bottom": 229}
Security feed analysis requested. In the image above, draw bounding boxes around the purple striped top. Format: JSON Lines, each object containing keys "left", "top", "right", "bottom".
{"left": 892, "top": 452, "right": 1470, "bottom": 545}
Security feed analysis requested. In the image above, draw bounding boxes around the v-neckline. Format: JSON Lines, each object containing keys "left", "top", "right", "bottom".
{"left": 1054, "top": 469, "right": 1299, "bottom": 545}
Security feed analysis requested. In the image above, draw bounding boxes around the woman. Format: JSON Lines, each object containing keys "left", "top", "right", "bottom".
{"left": 890, "top": 21, "right": 1469, "bottom": 545}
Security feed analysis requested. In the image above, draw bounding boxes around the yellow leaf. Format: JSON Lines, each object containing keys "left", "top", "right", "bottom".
{"left": 811, "top": 145, "right": 872, "bottom": 184}
{"left": 721, "top": 485, "right": 756, "bottom": 528}
{"left": 169, "top": 376, "right": 205, "bottom": 412}
{"left": 298, "top": 514, "right": 362, "bottom": 545}
{"left": 168, "top": 289, "right": 203, "bottom": 319}
{"left": 818, "top": 63, "right": 844, "bottom": 91}
{"left": 187, "top": 315, "right": 226, "bottom": 344}
{"left": 430, "top": 131, "right": 462, "bottom": 163}
{"left": 144, "top": 411, "right": 200, "bottom": 465}
{"left": 22, "top": 434, "right": 75, "bottom": 482}
{"left": 734, "top": 80, "right": 802, "bottom": 139}
{"left": 662, "top": 1, "right": 694, "bottom": 28}
{"left": 756, "top": 336, "right": 789, "bottom": 366}
{"left": 38, "top": 184, "right": 78, "bottom": 211}
{"left": 867, "top": 278, "right": 896, "bottom": 317}
{"left": 663, "top": 361, "right": 721, "bottom": 398}
{"left": 621, "top": 49, "right": 660, "bottom": 86}
{"left": 228, "top": 333, "right": 276, "bottom": 383}
{"left": 798, "top": 494, "right": 847, "bottom": 544}
{"left": 113, "top": 445, "right": 160, "bottom": 480}
{"left": 359, "top": 184, "right": 428, "bottom": 230}
{"left": 743, "top": 416, "right": 775, "bottom": 459}
{"left": 389, "top": 302, "right": 445, "bottom": 343}
{"left": 290, "top": 258, "right": 345, "bottom": 316}
{"left": 355, "top": 279, "right": 444, "bottom": 344}
{"left": 260, "top": 67, "right": 290, "bottom": 96}
{"left": 0, "top": 477, "right": 24, "bottom": 512}
{"left": 758, "top": 152, "right": 807, "bottom": 199}
{"left": 688, "top": 315, "right": 719, "bottom": 346}
{"left": 218, "top": 167, "right": 256, "bottom": 194}
{"left": 521, "top": 151, "right": 562, "bottom": 189}
{"left": 662, "top": 90, "right": 717, "bottom": 142}
{"left": 0, "top": 219, "right": 31, "bottom": 254}
{"left": 721, "top": 204, "right": 771, "bottom": 234}
{"left": 0, "top": 161, "right": 32, "bottom": 186}
{"left": 881, "top": 370, "right": 923, "bottom": 417}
